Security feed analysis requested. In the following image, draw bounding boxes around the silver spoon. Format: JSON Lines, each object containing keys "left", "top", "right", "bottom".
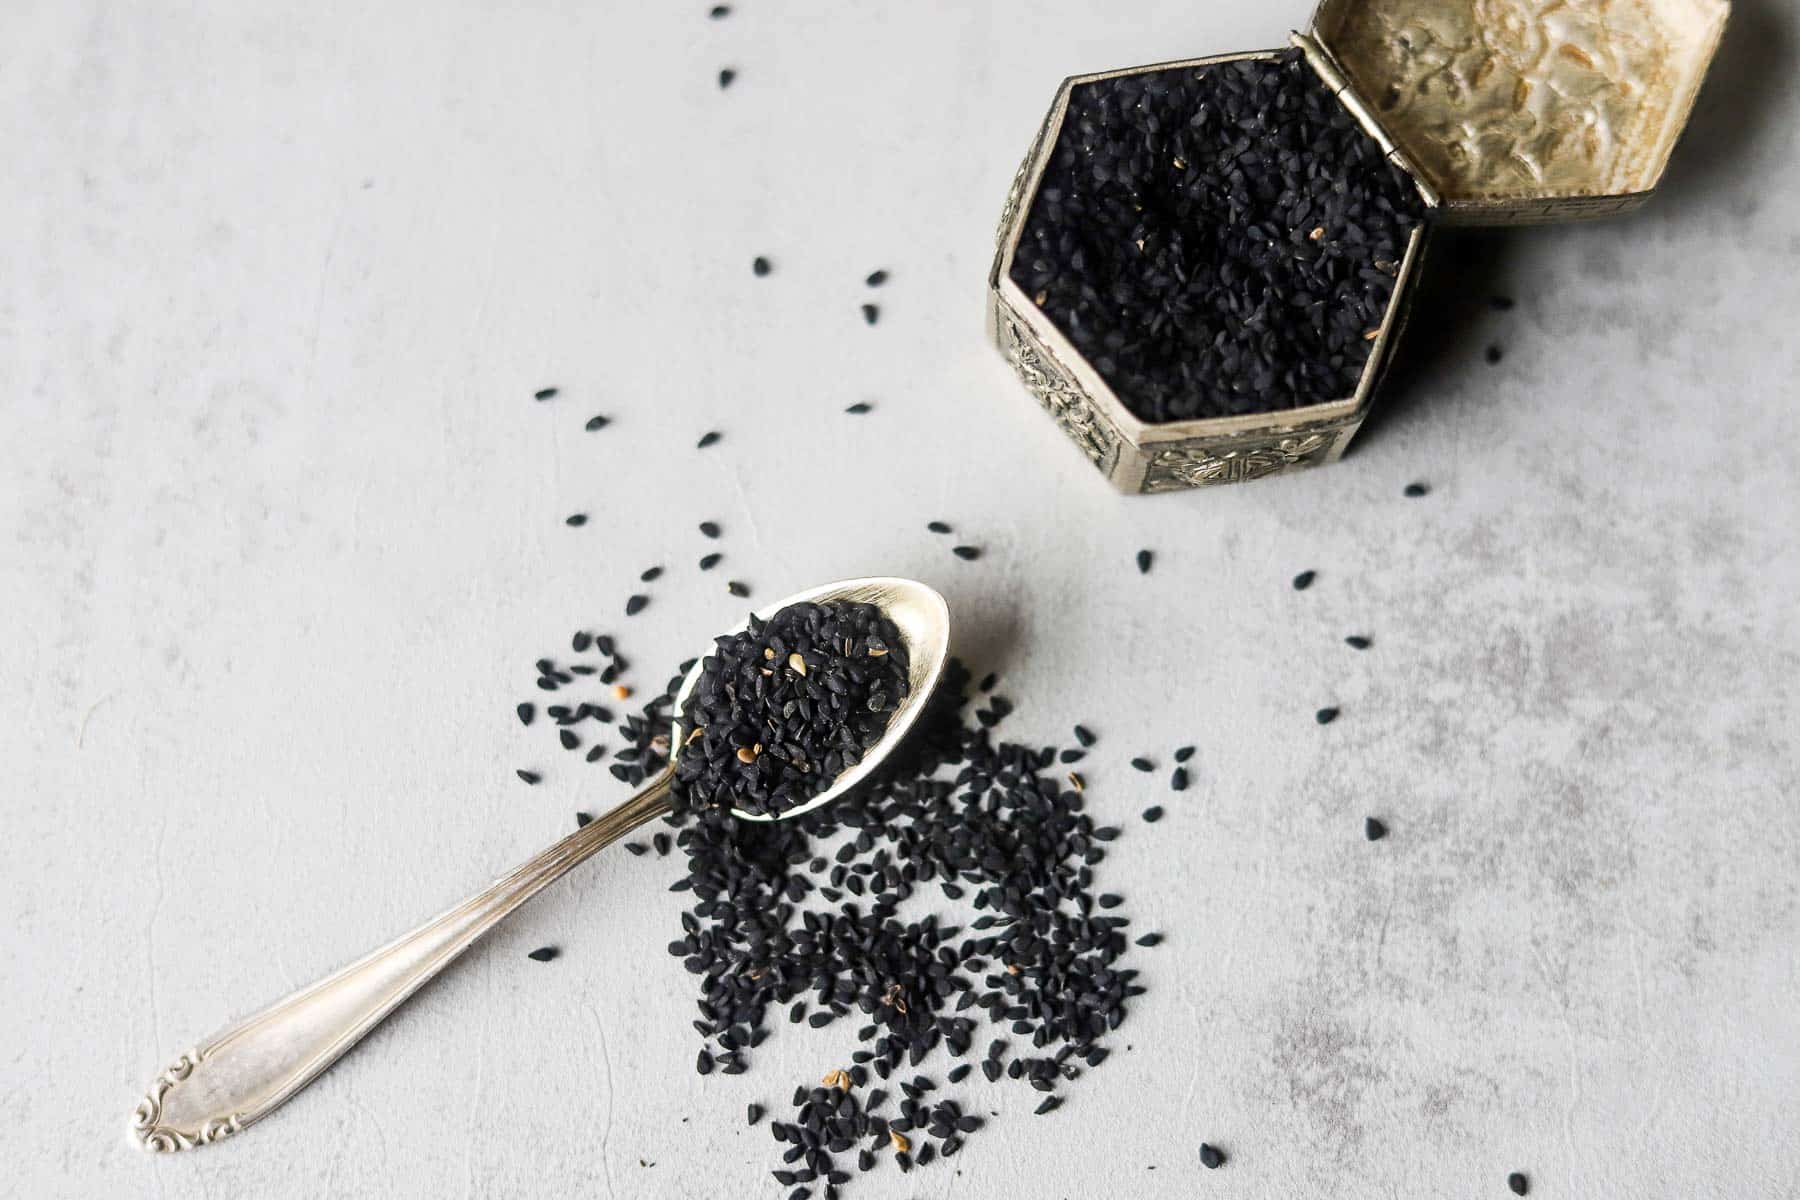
{"left": 130, "top": 576, "right": 951, "bottom": 1152}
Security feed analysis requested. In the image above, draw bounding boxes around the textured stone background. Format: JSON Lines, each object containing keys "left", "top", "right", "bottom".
{"left": 4, "top": 1, "right": 1797, "bottom": 1197}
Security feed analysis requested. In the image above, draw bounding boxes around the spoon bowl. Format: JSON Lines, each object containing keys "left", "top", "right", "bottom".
{"left": 670, "top": 576, "right": 951, "bottom": 823}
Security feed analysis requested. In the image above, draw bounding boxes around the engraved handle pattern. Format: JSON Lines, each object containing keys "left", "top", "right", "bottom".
{"left": 130, "top": 775, "right": 673, "bottom": 1151}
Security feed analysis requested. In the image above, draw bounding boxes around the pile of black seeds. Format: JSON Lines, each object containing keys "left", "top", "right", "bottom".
{"left": 1009, "top": 48, "right": 1424, "bottom": 422}
{"left": 673, "top": 601, "right": 910, "bottom": 818}
{"left": 517, "top": 624, "right": 1148, "bottom": 1192}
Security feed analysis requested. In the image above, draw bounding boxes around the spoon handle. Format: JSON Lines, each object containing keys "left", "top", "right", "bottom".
{"left": 129, "top": 772, "right": 674, "bottom": 1152}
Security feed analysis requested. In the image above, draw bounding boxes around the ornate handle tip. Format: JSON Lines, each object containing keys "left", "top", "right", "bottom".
{"left": 130, "top": 1051, "right": 243, "bottom": 1153}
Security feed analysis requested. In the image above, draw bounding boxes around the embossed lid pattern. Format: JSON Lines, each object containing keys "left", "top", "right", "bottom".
{"left": 1310, "top": 0, "right": 1729, "bottom": 222}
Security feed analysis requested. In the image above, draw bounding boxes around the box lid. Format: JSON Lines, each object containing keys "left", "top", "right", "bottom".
{"left": 1308, "top": 0, "right": 1729, "bottom": 224}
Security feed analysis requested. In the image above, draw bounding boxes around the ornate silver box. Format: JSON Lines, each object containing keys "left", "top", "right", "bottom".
{"left": 988, "top": 0, "right": 1729, "bottom": 492}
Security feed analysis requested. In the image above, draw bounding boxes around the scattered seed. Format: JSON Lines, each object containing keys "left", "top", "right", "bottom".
{"left": 1073, "top": 725, "right": 1096, "bottom": 747}
{"left": 889, "top": 1131, "right": 910, "bottom": 1154}
{"left": 951, "top": 545, "right": 980, "bottom": 560}
{"left": 1172, "top": 744, "right": 1194, "bottom": 762}
{"left": 1136, "top": 549, "right": 1153, "bottom": 574}
{"left": 844, "top": 402, "right": 871, "bottom": 414}
{"left": 517, "top": 703, "right": 535, "bottom": 727}
{"left": 1508, "top": 1172, "right": 1529, "bottom": 1196}
{"left": 1033, "top": 1096, "right": 1062, "bottom": 1115}
{"left": 927, "top": 521, "right": 951, "bottom": 534}
{"left": 752, "top": 256, "right": 771, "bottom": 277}
{"left": 865, "top": 269, "right": 888, "bottom": 287}
{"left": 699, "top": 552, "right": 723, "bottom": 571}
{"left": 1135, "top": 933, "right": 1162, "bottom": 947}
{"left": 1200, "top": 1143, "right": 1225, "bottom": 1170}
{"left": 1142, "top": 806, "right": 1163, "bottom": 823}
{"left": 1345, "top": 635, "right": 1372, "bottom": 650}
{"left": 527, "top": 946, "right": 559, "bottom": 962}
{"left": 1403, "top": 481, "right": 1430, "bottom": 497}
{"left": 718, "top": 68, "right": 736, "bottom": 89}
{"left": 585, "top": 414, "right": 609, "bottom": 431}
{"left": 565, "top": 513, "right": 588, "bottom": 527}
{"left": 641, "top": 566, "right": 664, "bottom": 582}
{"left": 696, "top": 1048, "right": 715, "bottom": 1075}
{"left": 699, "top": 521, "right": 721, "bottom": 539}
{"left": 534, "top": 388, "right": 558, "bottom": 401}
{"left": 1130, "top": 757, "right": 1153, "bottom": 772}
{"left": 626, "top": 595, "right": 649, "bottom": 616}
{"left": 698, "top": 431, "right": 722, "bottom": 449}
{"left": 1292, "top": 569, "right": 1316, "bottom": 591}
{"left": 1170, "top": 767, "right": 1188, "bottom": 791}
{"left": 516, "top": 769, "right": 540, "bottom": 785}
{"left": 860, "top": 304, "right": 879, "bottom": 325}
{"left": 1364, "top": 816, "right": 1388, "bottom": 841}
{"left": 747, "top": 1103, "right": 763, "bottom": 1125}
{"left": 709, "top": 4, "right": 730, "bottom": 17}
{"left": 1315, "top": 707, "right": 1339, "bottom": 725}
{"left": 575, "top": 812, "right": 593, "bottom": 827}
{"left": 613, "top": 684, "right": 632, "bottom": 700}
{"left": 727, "top": 581, "right": 750, "bottom": 598}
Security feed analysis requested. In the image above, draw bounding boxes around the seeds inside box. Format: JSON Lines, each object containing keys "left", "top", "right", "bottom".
{"left": 988, "top": 0, "right": 1728, "bottom": 493}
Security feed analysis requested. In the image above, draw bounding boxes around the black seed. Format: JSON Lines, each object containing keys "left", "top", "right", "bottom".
{"left": 1135, "top": 932, "right": 1162, "bottom": 947}
{"left": 1345, "top": 635, "right": 1371, "bottom": 650}
{"left": 865, "top": 270, "right": 888, "bottom": 287}
{"left": 1486, "top": 344, "right": 1503, "bottom": 364}
{"left": 575, "top": 812, "right": 593, "bottom": 828}
{"left": 1200, "top": 1142, "right": 1225, "bottom": 1169}
{"left": 527, "top": 946, "right": 558, "bottom": 962}
{"left": 927, "top": 521, "right": 951, "bottom": 534}
{"left": 534, "top": 388, "right": 557, "bottom": 401}
{"left": 845, "top": 402, "right": 871, "bottom": 414}
{"left": 1315, "top": 706, "right": 1339, "bottom": 725}
{"left": 753, "top": 256, "right": 771, "bottom": 276}
{"left": 585, "top": 414, "right": 609, "bottom": 431}
{"left": 947, "top": 1064, "right": 971, "bottom": 1083}
{"left": 1034, "top": 1096, "right": 1061, "bottom": 1115}
{"left": 1403, "top": 481, "right": 1430, "bottom": 497}
{"left": 1074, "top": 725, "right": 1096, "bottom": 747}
{"left": 1508, "top": 1172, "right": 1529, "bottom": 1196}
{"left": 1136, "top": 549, "right": 1152, "bottom": 574}
{"left": 516, "top": 769, "right": 540, "bottom": 785}
{"left": 623, "top": 841, "right": 647, "bottom": 856}
{"left": 718, "top": 68, "right": 736, "bottom": 89}
{"left": 560, "top": 729, "right": 580, "bottom": 751}
{"left": 709, "top": 4, "right": 730, "bottom": 17}
{"left": 1129, "top": 757, "right": 1153, "bottom": 773}
{"left": 697, "top": 431, "right": 722, "bottom": 448}
{"left": 951, "top": 546, "right": 980, "bottom": 560}
{"left": 1142, "top": 806, "right": 1163, "bottom": 823}
{"left": 697, "top": 1049, "right": 714, "bottom": 1075}
{"left": 748, "top": 1103, "right": 763, "bottom": 1125}
{"left": 699, "top": 521, "right": 721, "bottom": 539}
{"left": 1173, "top": 744, "right": 1194, "bottom": 761}
{"left": 727, "top": 581, "right": 749, "bottom": 598}
{"left": 565, "top": 513, "right": 587, "bottom": 527}
{"left": 517, "top": 703, "right": 535, "bottom": 727}
{"left": 626, "top": 595, "right": 649, "bottom": 616}
{"left": 641, "top": 566, "right": 664, "bottom": 582}
{"left": 1364, "top": 817, "right": 1388, "bottom": 841}
{"left": 1170, "top": 767, "right": 1188, "bottom": 792}
{"left": 1292, "top": 570, "right": 1315, "bottom": 591}
{"left": 860, "top": 304, "right": 879, "bottom": 325}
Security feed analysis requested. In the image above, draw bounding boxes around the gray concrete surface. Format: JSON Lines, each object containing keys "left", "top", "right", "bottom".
{"left": 4, "top": 1, "right": 1798, "bottom": 1196}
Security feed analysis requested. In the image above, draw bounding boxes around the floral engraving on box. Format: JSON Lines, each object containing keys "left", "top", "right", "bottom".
{"left": 996, "top": 303, "right": 1118, "bottom": 475}
{"left": 1323, "top": 0, "right": 1720, "bottom": 201}
{"left": 1143, "top": 432, "right": 1333, "bottom": 491}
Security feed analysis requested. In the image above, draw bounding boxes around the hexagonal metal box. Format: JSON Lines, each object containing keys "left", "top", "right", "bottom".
{"left": 988, "top": 0, "right": 1729, "bottom": 493}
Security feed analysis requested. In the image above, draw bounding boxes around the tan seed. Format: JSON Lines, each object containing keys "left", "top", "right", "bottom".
{"left": 736, "top": 746, "right": 757, "bottom": 764}
{"left": 889, "top": 1130, "right": 910, "bottom": 1154}
{"left": 867, "top": 647, "right": 888, "bottom": 657}
{"left": 1363, "top": 328, "right": 1381, "bottom": 341}
{"left": 788, "top": 652, "right": 807, "bottom": 676}
{"left": 612, "top": 684, "right": 632, "bottom": 700}
{"left": 764, "top": 647, "right": 775, "bottom": 660}
{"left": 1006, "top": 963, "right": 1022, "bottom": 976}
{"left": 822, "top": 1068, "right": 851, "bottom": 1090}
{"left": 1067, "top": 771, "right": 1084, "bottom": 791}
{"left": 1309, "top": 225, "right": 1325, "bottom": 241}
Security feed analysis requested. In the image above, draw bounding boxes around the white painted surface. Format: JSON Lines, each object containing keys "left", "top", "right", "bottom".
{"left": 4, "top": 1, "right": 1798, "bottom": 1196}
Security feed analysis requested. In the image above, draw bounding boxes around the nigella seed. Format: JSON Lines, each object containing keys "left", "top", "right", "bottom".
{"left": 1315, "top": 707, "right": 1340, "bottom": 725}
{"left": 641, "top": 566, "right": 664, "bottom": 582}
{"left": 1129, "top": 757, "right": 1153, "bottom": 773}
{"left": 1345, "top": 635, "right": 1372, "bottom": 650}
{"left": 515, "top": 769, "right": 540, "bottom": 785}
{"left": 1033, "top": 1096, "right": 1061, "bottom": 1115}
{"left": 699, "top": 552, "right": 722, "bottom": 570}
{"left": 709, "top": 4, "right": 729, "bottom": 17}
{"left": 534, "top": 387, "right": 557, "bottom": 401}
{"left": 697, "top": 1049, "right": 715, "bottom": 1075}
{"left": 516, "top": 703, "right": 535, "bottom": 727}
{"left": 727, "top": 581, "right": 749, "bottom": 598}
{"left": 1074, "top": 724, "right": 1096, "bottom": 747}
{"left": 752, "top": 256, "right": 771, "bottom": 276}
{"left": 951, "top": 546, "right": 980, "bottom": 561}
{"left": 1200, "top": 1143, "right": 1225, "bottom": 1169}
{"left": 1135, "top": 932, "right": 1162, "bottom": 947}
{"left": 865, "top": 269, "right": 888, "bottom": 287}
{"left": 1173, "top": 744, "right": 1194, "bottom": 762}
{"left": 1486, "top": 344, "right": 1504, "bottom": 364}
{"left": 1170, "top": 767, "right": 1189, "bottom": 792}
{"left": 527, "top": 946, "right": 558, "bottom": 962}
{"left": 585, "top": 414, "right": 609, "bottom": 432}
{"left": 1508, "top": 1172, "right": 1529, "bottom": 1196}
{"left": 697, "top": 431, "right": 722, "bottom": 448}
{"left": 1136, "top": 549, "right": 1152, "bottom": 574}
{"left": 1293, "top": 569, "right": 1316, "bottom": 591}
{"left": 575, "top": 812, "right": 593, "bottom": 827}
{"left": 1404, "top": 482, "right": 1430, "bottom": 497}
{"left": 947, "top": 1064, "right": 971, "bottom": 1083}
{"left": 560, "top": 729, "right": 580, "bottom": 750}
{"left": 927, "top": 521, "right": 951, "bottom": 534}
{"left": 565, "top": 513, "right": 588, "bottom": 527}
{"left": 844, "top": 402, "right": 871, "bottom": 414}
{"left": 699, "top": 521, "right": 721, "bottom": 538}
{"left": 1142, "top": 806, "right": 1163, "bottom": 823}
{"left": 626, "top": 595, "right": 649, "bottom": 616}
{"left": 623, "top": 841, "right": 646, "bottom": 856}
{"left": 1364, "top": 817, "right": 1388, "bottom": 841}
{"left": 860, "top": 304, "right": 879, "bottom": 325}
{"left": 718, "top": 68, "right": 736, "bottom": 89}
{"left": 747, "top": 1103, "right": 763, "bottom": 1125}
